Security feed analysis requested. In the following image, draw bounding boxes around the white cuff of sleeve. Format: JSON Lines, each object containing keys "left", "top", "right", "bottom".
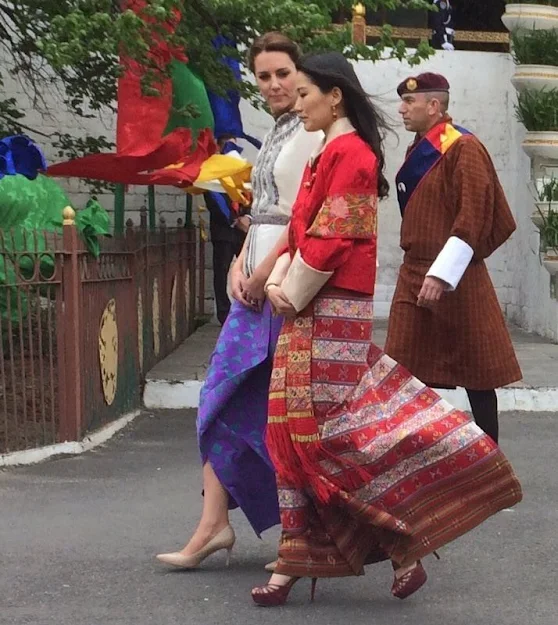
{"left": 281, "top": 250, "right": 333, "bottom": 312}
{"left": 426, "top": 236, "right": 474, "bottom": 290}
{"left": 265, "top": 252, "right": 291, "bottom": 291}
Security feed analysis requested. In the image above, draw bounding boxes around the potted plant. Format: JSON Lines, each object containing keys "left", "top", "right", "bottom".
{"left": 532, "top": 177, "right": 558, "bottom": 227}
{"left": 510, "top": 29, "right": 558, "bottom": 91}
{"left": 538, "top": 202, "right": 558, "bottom": 273}
{"left": 515, "top": 88, "right": 558, "bottom": 160}
{"left": 502, "top": 1, "right": 558, "bottom": 32}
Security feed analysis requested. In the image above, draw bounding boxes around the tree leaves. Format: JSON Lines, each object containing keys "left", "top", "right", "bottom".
{"left": 0, "top": 0, "right": 433, "bottom": 177}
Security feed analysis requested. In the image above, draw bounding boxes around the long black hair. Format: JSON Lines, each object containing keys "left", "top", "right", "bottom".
{"left": 296, "top": 52, "right": 390, "bottom": 199}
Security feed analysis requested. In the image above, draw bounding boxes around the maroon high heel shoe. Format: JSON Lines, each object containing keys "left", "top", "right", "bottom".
{"left": 251, "top": 576, "right": 318, "bottom": 607}
{"left": 391, "top": 560, "right": 427, "bottom": 599}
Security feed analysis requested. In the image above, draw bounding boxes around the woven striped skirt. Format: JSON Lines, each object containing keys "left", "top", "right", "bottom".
{"left": 266, "top": 293, "right": 522, "bottom": 578}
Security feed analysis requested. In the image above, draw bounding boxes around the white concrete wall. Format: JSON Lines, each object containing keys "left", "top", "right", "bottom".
{"left": 5, "top": 48, "right": 557, "bottom": 339}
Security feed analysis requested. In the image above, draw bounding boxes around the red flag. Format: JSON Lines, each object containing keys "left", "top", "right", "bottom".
{"left": 47, "top": 0, "right": 213, "bottom": 187}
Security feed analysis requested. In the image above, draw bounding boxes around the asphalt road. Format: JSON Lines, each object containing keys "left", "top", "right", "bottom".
{"left": 1, "top": 410, "right": 556, "bottom": 625}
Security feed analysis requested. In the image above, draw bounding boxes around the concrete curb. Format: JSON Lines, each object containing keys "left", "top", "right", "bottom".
{"left": 0, "top": 409, "right": 141, "bottom": 468}
{"left": 143, "top": 380, "right": 202, "bottom": 410}
{"left": 142, "top": 379, "right": 558, "bottom": 412}
{"left": 440, "top": 387, "right": 558, "bottom": 413}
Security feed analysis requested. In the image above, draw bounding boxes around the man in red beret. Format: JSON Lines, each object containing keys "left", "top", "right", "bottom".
{"left": 385, "top": 72, "right": 521, "bottom": 444}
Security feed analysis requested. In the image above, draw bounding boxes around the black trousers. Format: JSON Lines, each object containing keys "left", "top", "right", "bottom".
{"left": 212, "top": 237, "right": 243, "bottom": 325}
{"left": 466, "top": 389, "right": 499, "bottom": 445}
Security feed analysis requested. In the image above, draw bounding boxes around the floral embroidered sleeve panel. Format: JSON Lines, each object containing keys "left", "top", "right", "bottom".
{"left": 297, "top": 135, "right": 378, "bottom": 273}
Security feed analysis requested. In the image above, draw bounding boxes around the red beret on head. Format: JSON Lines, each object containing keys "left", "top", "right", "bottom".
{"left": 397, "top": 72, "right": 450, "bottom": 97}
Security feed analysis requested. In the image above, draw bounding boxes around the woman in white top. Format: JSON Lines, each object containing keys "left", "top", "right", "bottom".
{"left": 156, "top": 32, "right": 322, "bottom": 569}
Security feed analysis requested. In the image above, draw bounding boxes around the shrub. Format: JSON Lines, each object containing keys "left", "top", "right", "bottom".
{"left": 515, "top": 88, "right": 558, "bottom": 131}
{"left": 537, "top": 177, "right": 558, "bottom": 202}
{"left": 540, "top": 206, "right": 558, "bottom": 252}
{"left": 511, "top": 28, "right": 558, "bottom": 65}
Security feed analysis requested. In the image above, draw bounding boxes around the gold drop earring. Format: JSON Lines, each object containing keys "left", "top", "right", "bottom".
{"left": 332, "top": 104, "right": 338, "bottom": 121}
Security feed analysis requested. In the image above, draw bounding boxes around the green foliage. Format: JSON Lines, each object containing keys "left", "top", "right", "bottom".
{"left": 534, "top": 178, "right": 558, "bottom": 253}
{"left": 540, "top": 205, "right": 558, "bottom": 252}
{"left": 532, "top": 178, "right": 558, "bottom": 253}
{"left": 511, "top": 28, "right": 558, "bottom": 66}
{"left": 515, "top": 88, "right": 558, "bottom": 131}
{"left": 0, "top": 0, "right": 434, "bottom": 167}
{"left": 181, "top": 1, "right": 434, "bottom": 105}
{"left": 537, "top": 177, "right": 558, "bottom": 202}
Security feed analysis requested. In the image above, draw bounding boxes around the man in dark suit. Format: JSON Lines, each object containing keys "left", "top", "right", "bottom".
{"left": 203, "top": 136, "right": 250, "bottom": 324}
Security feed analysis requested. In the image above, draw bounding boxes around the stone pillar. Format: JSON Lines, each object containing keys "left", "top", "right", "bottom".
{"left": 352, "top": 3, "right": 367, "bottom": 45}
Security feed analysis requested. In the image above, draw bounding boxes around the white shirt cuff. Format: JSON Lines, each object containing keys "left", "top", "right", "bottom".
{"left": 281, "top": 250, "right": 333, "bottom": 312}
{"left": 426, "top": 236, "right": 474, "bottom": 290}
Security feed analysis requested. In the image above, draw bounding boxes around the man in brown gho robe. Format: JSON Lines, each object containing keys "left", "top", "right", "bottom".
{"left": 385, "top": 72, "right": 521, "bottom": 444}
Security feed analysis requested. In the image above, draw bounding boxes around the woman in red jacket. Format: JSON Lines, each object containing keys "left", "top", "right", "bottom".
{"left": 252, "top": 52, "right": 522, "bottom": 607}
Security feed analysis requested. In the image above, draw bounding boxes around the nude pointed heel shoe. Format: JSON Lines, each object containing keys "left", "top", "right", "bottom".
{"left": 156, "top": 526, "right": 236, "bottom": 569}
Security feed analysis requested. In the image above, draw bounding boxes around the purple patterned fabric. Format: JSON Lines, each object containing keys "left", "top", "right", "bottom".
{"left": 196, "top": 299, "right": 283, "bottom": 535}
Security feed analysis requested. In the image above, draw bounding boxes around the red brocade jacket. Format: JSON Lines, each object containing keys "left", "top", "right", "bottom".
{"left": 270, "top": 126, "right": 379, "bottom": 311}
